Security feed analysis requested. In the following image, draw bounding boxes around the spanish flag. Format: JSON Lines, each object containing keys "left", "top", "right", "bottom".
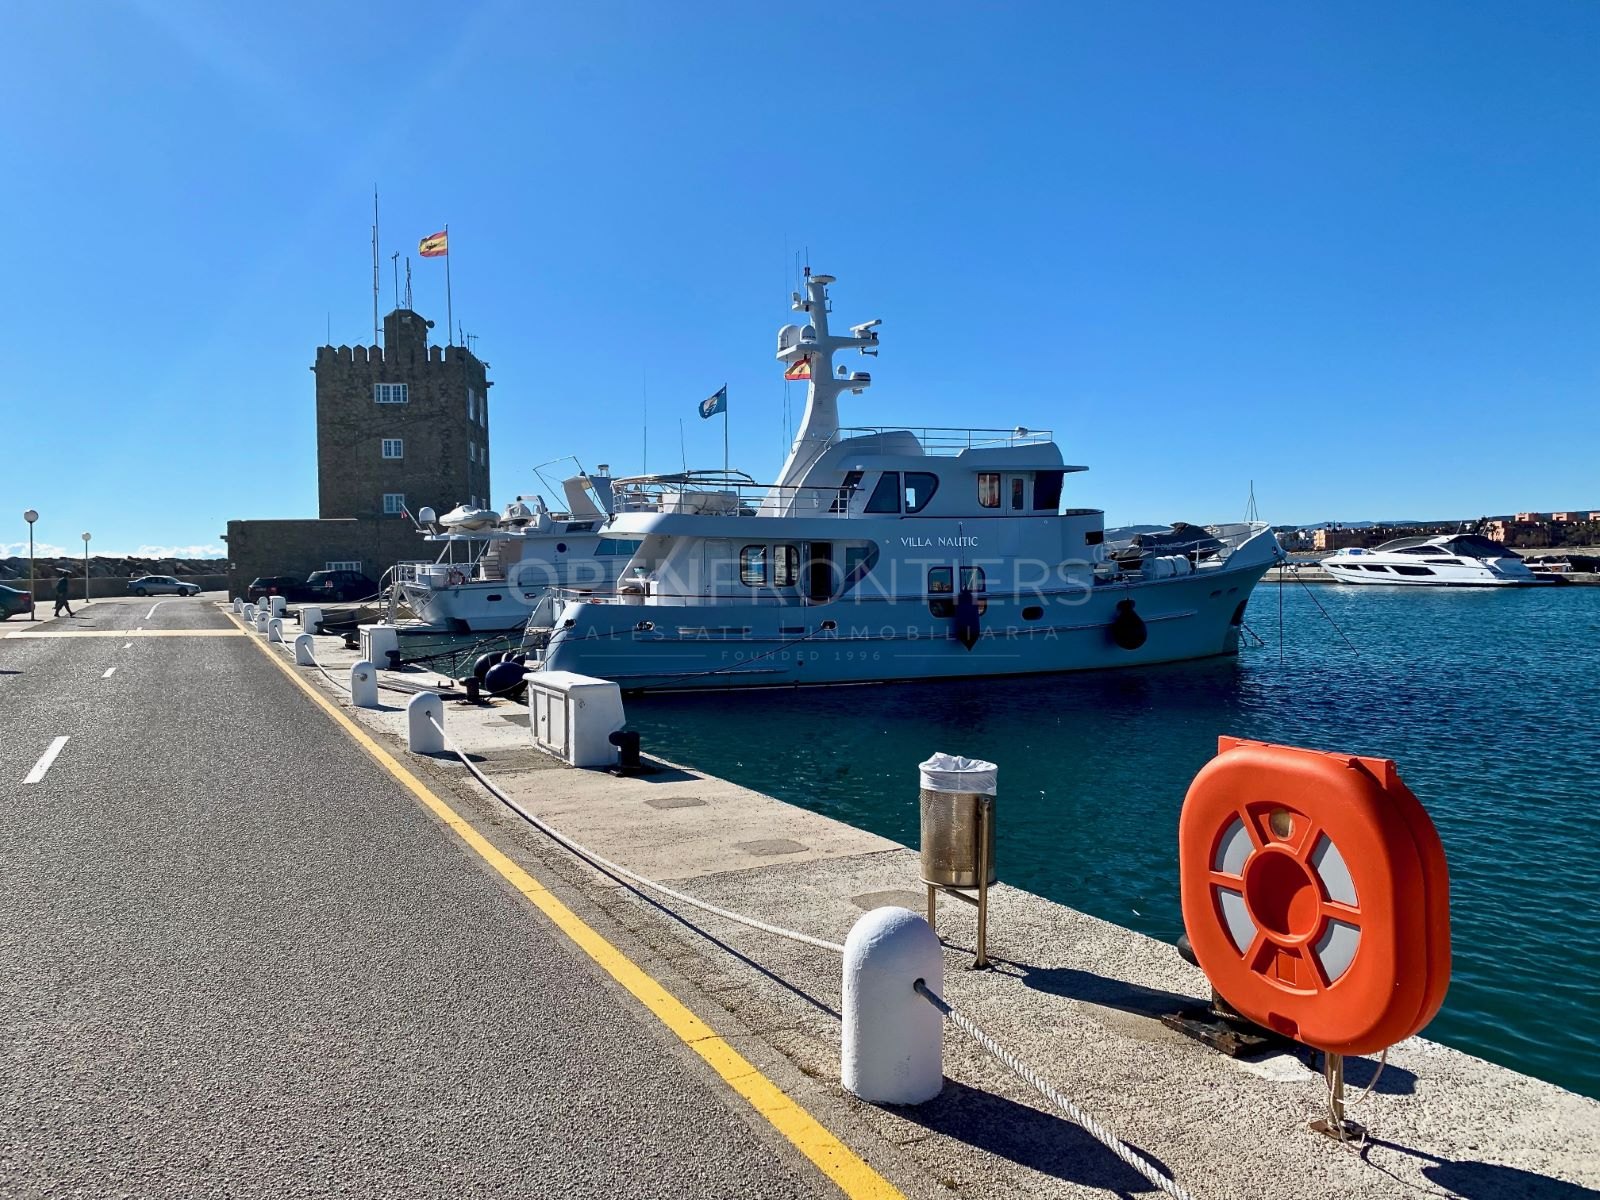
{"left": 419, "top": 230, "right": 448, "bottom": 257}
{"left": 784, "top": 355, "right": 811, "bottom": 381}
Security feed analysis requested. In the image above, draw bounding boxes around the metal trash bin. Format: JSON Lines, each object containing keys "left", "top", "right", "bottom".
{"left": 918, "top": 753, "right": 998, "bottom": 888}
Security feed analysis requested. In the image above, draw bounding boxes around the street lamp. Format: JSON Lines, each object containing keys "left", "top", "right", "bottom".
{"left": 23, "top": 509, "right": 38, "bottom": 621}
{"left": 81, "top": 532, "right": 91, "bottom": 606}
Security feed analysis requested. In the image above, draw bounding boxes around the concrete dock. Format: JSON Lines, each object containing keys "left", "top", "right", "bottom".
{"left": 3, "top": 596, "right": 1597, "bottom": 1198}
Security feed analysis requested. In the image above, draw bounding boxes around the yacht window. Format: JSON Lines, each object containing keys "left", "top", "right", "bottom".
{"left": 1424, "top": 558, "right": 1462, "bottom": 565}
{"left": 596, "top": 539, "right": 643, "bottom": 557}
{"left": 1033, "top": 470, "right": 1064, "bottom": 511}
{"left": 1010, "top": 477, "right": 1025, "bottom": 510}
{"left": 1086, "top": 530, "right": 1104, "bottom": 545}
{"left": 865, "top": 472, "right": 901, "bottom": 514}
{"left": 842, "top": 544, "right": 880, "bottom": 591}
{"left": 774, "top": 544, "right": 799, "bottom": 586}
{"left": 928, "top": 566, "right": 953, "bottom": 595}
{"left": 1394, "top": 546, "right": 1436, "bottom": 555}
{"left": 904, "top": 472, "right": 939, "bottom": 514}
{"left": 1022, "top": 605, "right": 1044, "bottom": 621}
{"left": 739, "top": 544, "right": 767, "bottom": 586}
{"left": 1361, "top": 565, "right": 1389, "bottom": 572}
{"left": 978, "top": 473, "right": 1001, "bottom": 508}
{"left": 832, "top": 471, "right": 864, "bottom": 514}
{"left": 565, "top": 521, "right": 595, "bottom": 533}
{"left": 1391, "top": 564, "right": 1436, "bottom": 577}
{"left": 961, "top": 567, "right": 986, "bottom": 594}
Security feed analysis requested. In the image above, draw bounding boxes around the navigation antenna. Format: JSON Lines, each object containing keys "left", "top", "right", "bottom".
{"left": 404, "top": 257, "right": 413, "bottom": 310}
{"left": 371, "top": 187, "right": 381, "bottom": 347}
{"left": 1245, "top": 480, "right": 1260, "bottom": 523}
{"left": 391, "top": 252, "right": 400, "bottom": 311}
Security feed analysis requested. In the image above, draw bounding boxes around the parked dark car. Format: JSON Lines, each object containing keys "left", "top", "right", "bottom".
{"left": 247, "top": 575, "right": 311, "bottom": 603}
{"left": 305, "top": 569, "right": 379, "bottom": 602}
{"left": 0, "top": 583, "right": 34, "bottom": 620}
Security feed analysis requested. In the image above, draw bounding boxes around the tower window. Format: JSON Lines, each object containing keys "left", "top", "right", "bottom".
{"left": 375, "top": 382, "right": 408, "bottom": 404}
{"left": 469, "top": 442, "right": 478, "bottom": 463}
{"left": 381, "top": 438, "right": 404, "bottom": 459}
{"left": 467, "top": 388, "right": 476, "bottom": 420}
{"left": 383, "top": 493, "right": 407, "bottom": 515}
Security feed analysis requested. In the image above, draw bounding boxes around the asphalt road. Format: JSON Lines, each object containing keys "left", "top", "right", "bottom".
{"left": 0, "top": 598, "right": 824, "bottom": 1198}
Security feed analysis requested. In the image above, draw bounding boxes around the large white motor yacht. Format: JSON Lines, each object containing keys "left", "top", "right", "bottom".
{"left": 1321, "top": 534, "right": 1556, "bottom": 587}
{"left": 392, "top": 470, "right": 640, "bottom": 631}
{"left": 530, "top": 271, "right": 1284, "bottom": 691}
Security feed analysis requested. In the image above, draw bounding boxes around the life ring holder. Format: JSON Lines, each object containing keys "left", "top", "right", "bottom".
{"left": 446, "top": 568, "right": 467, "bottom": 587}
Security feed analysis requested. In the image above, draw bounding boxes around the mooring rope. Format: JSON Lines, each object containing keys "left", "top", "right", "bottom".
{"left": 424, "top": 712, "right": 847, "bottom": 954}
{"left": 914, "top": 980, "right": 1197, "bottom": 1200}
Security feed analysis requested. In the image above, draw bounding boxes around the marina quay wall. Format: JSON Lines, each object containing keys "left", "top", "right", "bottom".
{"left": 222, "top": 517, "right": 429, "bottom": 596}
{"left": 244, "top": 611, "right": 1600, "bottom": 1199}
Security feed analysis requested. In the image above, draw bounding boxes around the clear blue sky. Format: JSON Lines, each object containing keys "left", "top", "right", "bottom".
{"left": 3, "top": 1, "right": 1596, "bottom": 558}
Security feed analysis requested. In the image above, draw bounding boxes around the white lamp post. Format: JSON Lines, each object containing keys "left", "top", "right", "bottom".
{"left": 81, "top": 532, "right": 91, "bottom": 605}
{"left": 23, "top": 509, "right": 38, "bottom": 621}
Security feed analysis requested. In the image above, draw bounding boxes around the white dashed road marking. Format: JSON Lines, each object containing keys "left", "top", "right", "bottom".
{"left": 25, "top": 737, "right": 69, "bottom": 784}
{"left": 122, "top": 642, "right": 132, "bottom": 649}
{"left": 102, "top": 667, "right": 116, "bottom": 678}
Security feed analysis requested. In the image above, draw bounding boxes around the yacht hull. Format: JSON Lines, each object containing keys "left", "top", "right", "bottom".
{"left": 537, "top": 559, "right": 1273, "bottom": 692}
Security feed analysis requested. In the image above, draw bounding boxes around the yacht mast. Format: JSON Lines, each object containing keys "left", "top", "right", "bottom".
{"left": 769, "top": 271, "right": 879, "bottom": 511}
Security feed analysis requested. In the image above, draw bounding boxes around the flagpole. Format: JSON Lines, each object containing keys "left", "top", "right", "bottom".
{"left": 444, "top": 223, "right": 454, "bottom": 348}
{"left": 723, "top": 390, "right": 729, "bottom": 478}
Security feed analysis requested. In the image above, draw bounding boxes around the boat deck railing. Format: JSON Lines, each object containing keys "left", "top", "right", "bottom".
{"left": 610, "top": 477, "right": 861, "bottom": 519}
{"left": 832, "top": 426, "right": 1054, "bottom": 454}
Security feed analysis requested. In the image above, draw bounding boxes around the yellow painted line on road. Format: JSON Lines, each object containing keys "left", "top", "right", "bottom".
{"left": 3, "top": 629, "right": 245, "bottom": 639}
{"left": 229, "top": 613, "right": 903, "bottom": 1200}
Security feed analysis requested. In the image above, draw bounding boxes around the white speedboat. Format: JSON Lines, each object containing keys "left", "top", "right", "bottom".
{"left": 1321, "top": 534, "right": 1557, "bottom": 587}
{"left": 531, "top": 270, "right": 1284, "bottom": 691}
{"left": 393, "top": 470, "right": 641, "bottom": 631}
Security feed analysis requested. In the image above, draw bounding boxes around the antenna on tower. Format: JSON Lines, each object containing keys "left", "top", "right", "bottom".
{"left": 371, "top": 186, "right": 381, "bottom": 347}
{"left": 404, "top": 257, "right": 412, "bottom": 310}
{"left": 390, "top": 252, "right": 399, "bottom": 311}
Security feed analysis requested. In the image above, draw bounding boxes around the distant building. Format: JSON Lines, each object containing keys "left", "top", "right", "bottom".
{"left": 224, "top": 307, "right": 495, "bottom": 595}
{"left": 1515, "top": 512, "right": 1543, "bottom": 522}
{"left": 1312, "top": 528, "right": 1365, "bottom": 552}
{"left": 1551, "top": 512, "right": 1578, "bottom": 523}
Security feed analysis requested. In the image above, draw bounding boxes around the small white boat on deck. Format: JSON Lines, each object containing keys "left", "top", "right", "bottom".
{"left": 392, "top": 469, "right": 642, "bottom": 632}
{"left": 1321, "top": 534, "right": 1558, "bottom": 587}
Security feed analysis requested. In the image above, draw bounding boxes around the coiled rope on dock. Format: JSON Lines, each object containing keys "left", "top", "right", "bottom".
{"left": 914, "top": 980, "right": 1197, "bottom": 1200}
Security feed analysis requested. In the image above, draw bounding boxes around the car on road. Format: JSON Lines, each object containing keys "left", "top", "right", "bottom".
{"left": 129, "top": 575, "right": 201, "bottom": 597}
{"left": 247, "top": 575, "right": 312, "bottom": 603}
{"left": 305, "top": 569, "right": 379, "bottom": 602}
{"left": 0, "top": 583, "right": 34, "bottom": 619}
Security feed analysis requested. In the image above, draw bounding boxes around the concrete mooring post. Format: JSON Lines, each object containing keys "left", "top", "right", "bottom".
{"left": 243, "top": 602, "right": 257, "bottom": 622}
{"left": 407, "top": 692, "right": 445, "bottom": 754}
{"left": 294, "top": 633, "right": 315, "bottom": 666}
{"left": 300, "top": 605, "right": 324, "bottom": 634}
{"left": 268, "top": 617, "right": 285, "bottom": 643}
{"left": 350, "top": 661, "right": 378, "bottom": 708}
{"left": 232, "top": 598, "right": 243, "bottom": 614}
{"left": 254, "top": 609, "right": 270, "bottom": 633}
{"left": 269, "top": 595, "right": 287, "bottom": 618}
{"left": 842, "top": 907, "right": 944, "bottom": 1105}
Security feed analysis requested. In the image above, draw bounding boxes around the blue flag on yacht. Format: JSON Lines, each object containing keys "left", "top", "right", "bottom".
{"left": 699, "top": 385, "right": 727, "bottom": 419}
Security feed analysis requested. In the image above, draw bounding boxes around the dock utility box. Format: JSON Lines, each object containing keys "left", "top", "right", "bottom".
{"left": 527, "top": 671, "right": 627, "bottom": 768}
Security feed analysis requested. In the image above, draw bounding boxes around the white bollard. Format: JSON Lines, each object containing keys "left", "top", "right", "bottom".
{"left": 300, "top": 605, "right": 324, "bottom": 634}
{"left": 359, "top": 623, "right": 399, "bottom": 668}
{"left": 268, "top": 617, "right": 285, "bottom": 643}
{"left": 232, "top": 597, "right": 243, "bottom": 614}
{"left": 350, "top": 660, "right": 378, "bottom": 708}
{"left": 269, "top": 595, "right": 287, "bottom": 618}
{"left": 254, "top": 609, "right": 270, "bottom": 633}
{"left": 842, "top": 907, "right": 944, "bottom": 1105}
{"left": 294, "top": 633, "right": 316, "bottom": 666}
{"left": 243, "top": 602, "right": 257, "bottom": 622}
{"left": 407, "top": 692, "right": 445, "bottom": 754}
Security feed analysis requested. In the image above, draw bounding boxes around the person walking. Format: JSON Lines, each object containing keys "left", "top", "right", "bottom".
{"left": 53, "top": 572, "right": 75, "bottom": 618}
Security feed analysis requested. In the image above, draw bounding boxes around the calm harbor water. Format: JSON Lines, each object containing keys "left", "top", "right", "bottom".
{"left": 624, "top": 583, "right": 1600, "bottom": 1098}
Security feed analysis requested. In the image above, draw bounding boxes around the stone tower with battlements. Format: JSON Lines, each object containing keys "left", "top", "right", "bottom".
{"left": 313, "top": 308, "right": 492, "bottom": 520}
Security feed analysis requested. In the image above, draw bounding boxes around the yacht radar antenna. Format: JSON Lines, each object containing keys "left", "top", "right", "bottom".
{"left": 769, "top": 272, "right": 882, "bottom": 510}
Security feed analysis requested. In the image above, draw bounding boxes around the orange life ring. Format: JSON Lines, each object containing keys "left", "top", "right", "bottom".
{"left": 1178, "top": 737, "right": 1450, "bottom": 1055}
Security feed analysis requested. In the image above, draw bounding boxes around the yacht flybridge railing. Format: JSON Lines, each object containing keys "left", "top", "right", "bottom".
{"left": 610, "top": 475, "right": 858, "bottom": 519}
{"left": 832, "top": 426, "right": 1055, "bottom": 454}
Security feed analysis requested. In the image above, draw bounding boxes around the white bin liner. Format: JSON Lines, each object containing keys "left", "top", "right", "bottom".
{"left": 918, "top": 753, "right": 998, "bottom": 796}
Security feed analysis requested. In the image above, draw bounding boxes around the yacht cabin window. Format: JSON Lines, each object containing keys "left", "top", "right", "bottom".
{"left": 1034, "top": 470, "right": 1064, "bottom": 511}
{"left": 832, "top": 471, "right": 864, "bottom": 514}
{"left": 978, "top": 473, "right": 1001, "bottom": 508}
{"left": 739, "top": 544, "right": 768, "bottom": 586}
{"left": 1010, "top": 477, "right": 1025, "bottom": 510}
{"left": 904, "top": 472, "right": 938, "bottom": 514}
{"left": 865, "top": 472, "right": 901, "bottom": 514}
{"left": 774, "top": 544, "right": 799, "bottom": 586}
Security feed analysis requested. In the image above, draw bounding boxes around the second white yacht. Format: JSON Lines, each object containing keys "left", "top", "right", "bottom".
{"left": 1321, "top": 534, "right": 1557, "bottom": 587}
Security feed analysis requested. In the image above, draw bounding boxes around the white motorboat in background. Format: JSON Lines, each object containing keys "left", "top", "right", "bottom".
{"left": 531, "top": 270, "right": 1285, "bottom": 690}
{"left": 1321, "top": 534, "right": 1557, "bottom": 587}
{"left": 392, "top": 468, "right": 641, "bottom": 631}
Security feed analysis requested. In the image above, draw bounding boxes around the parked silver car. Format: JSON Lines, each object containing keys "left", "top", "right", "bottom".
{"left": 128, "top": 575, "right": 200, "bottom": 597}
